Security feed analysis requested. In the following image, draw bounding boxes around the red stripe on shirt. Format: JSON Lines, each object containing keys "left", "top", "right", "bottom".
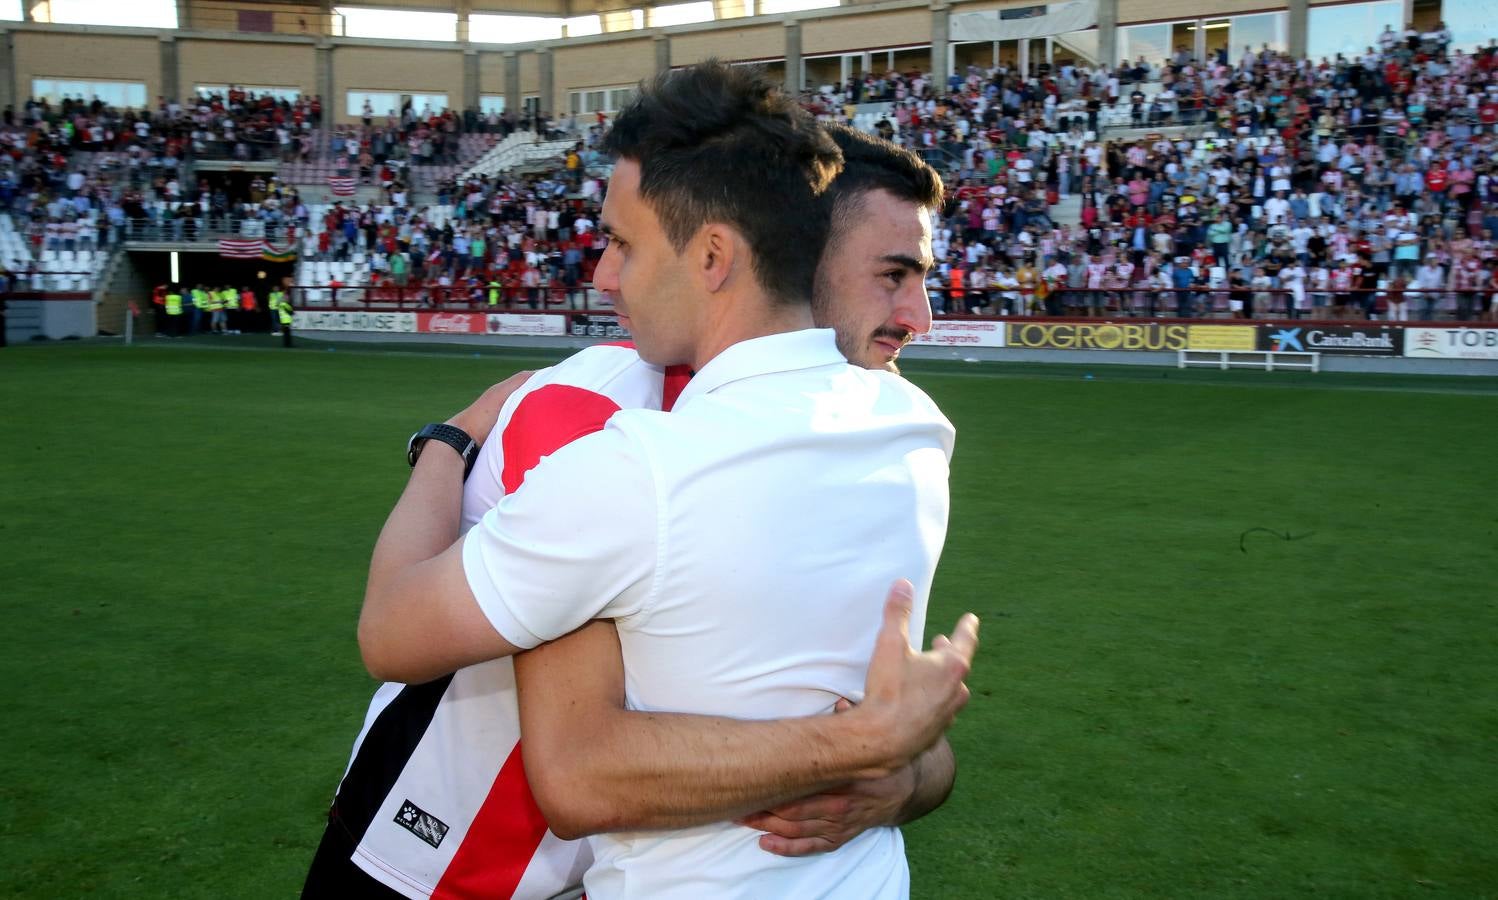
{"left": 431, "top": 743, "right": 548, "bottom": 900}
{"left": 500, "top": 385, "right": 623, "bottom": 494}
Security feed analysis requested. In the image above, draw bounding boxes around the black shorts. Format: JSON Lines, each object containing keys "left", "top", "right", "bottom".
{"left": 301, "top": 812, "right": 407, "bottom": 899}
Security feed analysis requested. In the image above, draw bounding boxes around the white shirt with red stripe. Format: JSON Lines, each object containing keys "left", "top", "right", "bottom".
{"left": 337, "top": 344, "right": 686, "bottom": 899}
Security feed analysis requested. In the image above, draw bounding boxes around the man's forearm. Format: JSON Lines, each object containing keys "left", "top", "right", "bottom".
{"left": 522, "top": 703, "right": 904, "bottom": 839}
{"left": 515, "top": 622, "right": 905, "bottom": 839}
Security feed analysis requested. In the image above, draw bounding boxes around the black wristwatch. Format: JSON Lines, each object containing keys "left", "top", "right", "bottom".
{"left": 407, "top": 423, "right": 479, "bottom": 481}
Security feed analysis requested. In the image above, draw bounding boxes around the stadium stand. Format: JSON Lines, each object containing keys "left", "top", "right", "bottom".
{"left": 1, "top": 14, "right": 1493, "bottom": 323}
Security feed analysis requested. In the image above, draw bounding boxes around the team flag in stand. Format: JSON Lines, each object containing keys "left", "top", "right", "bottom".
{"left": 262, "top": 237, "right": 298, "bottom": 264}
{"left": 328, "top": 176, "right": 357, "bottom": 197}
{"left": 218, "top": 238, "right": 267, "bottom": 259}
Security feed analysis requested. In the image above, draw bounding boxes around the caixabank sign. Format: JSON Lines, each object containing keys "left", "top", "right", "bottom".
{"left": 1258, "top": 324, "right": 1403, "bottom": 356}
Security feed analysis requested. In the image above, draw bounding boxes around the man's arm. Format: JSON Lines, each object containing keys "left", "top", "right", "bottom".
{"left": 358, "top": 374, "right": 533, "bottom": 683}
{"left": 516, "top": 580, "right": 976, "bottom": 841}
{"left": 734, "top": 712, "right": 956, "bottom": 857}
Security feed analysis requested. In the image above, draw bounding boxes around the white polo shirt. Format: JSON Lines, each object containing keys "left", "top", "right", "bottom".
{"left": 462, "top": 328, "right": 954, "bottom": 899}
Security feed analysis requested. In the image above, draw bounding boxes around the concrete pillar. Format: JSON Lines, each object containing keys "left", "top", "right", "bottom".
{"left": 654, "top": 34, "right": 670, "bottom": 74}
{"left": 537, "top": 48, "right": 553, "bottom": 116}
{"left": 840, "top": 53, "right": 850, "bottom": 85}
{"left": 784, "top": 20, "right": 801, "bottom": 92}
{"left": 930, "top": 3, "right": 949, "bottom": 87}
{"left": 1287, "top": 0, "right": 1309, "bottom": 60}
{"left": 175, "top": 0, "right": 191, "bottom": 30}
{"left": 159, "top": 36, "right": 179, "bottom": 104}
{"left": 1018, "top": 38, "right": 1029, "bottom": 77}
{"left": 1096, "top": 0, "right": 1119, "bottom": 70}
{"left": 456, "top": 0, "right": 471, "bottom": 42}
{"left": 0, "top": 30, "right": 14, "bottom": 115}
{"left": 463, "top": 48, "right": 479, "bottom": 111}
{"left": 504, "top": 51, "right": 520, "bottom": 118}
{"left": 317, "top": 41, "right": 333, "bottom": 116}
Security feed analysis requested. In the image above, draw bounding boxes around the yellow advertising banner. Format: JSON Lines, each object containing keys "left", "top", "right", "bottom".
{"left": 1186, "top": 325, "right": 1258, "bottom": 351}
{"left": 1006, "top": 322, "right": 1189, "bottom": 351}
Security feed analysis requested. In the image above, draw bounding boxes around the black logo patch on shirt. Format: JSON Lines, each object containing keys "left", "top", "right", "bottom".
{"left": 394, "top": 799, "right": 450, "bottom": 849}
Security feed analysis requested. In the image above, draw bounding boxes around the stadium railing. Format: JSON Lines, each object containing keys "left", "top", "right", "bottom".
{"left": 286, "top": 285, "right": 1492, "bottom": 323}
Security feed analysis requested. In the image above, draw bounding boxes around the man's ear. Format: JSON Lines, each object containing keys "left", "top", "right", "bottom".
{"left": 697, "top": 223, "right": 739, "bottom": 294}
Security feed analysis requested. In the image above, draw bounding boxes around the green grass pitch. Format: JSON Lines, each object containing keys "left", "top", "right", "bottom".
{"left": 2, "top": 341, "right": 1495, "bottom": 897}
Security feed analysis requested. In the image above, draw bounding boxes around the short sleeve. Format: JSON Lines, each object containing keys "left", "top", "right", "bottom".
{"left": 461, "top": 421, "right": 657, "bottom": 650}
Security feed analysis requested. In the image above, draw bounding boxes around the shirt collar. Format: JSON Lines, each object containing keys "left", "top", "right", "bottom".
{"left": 675, "top": 328, "right": 845, "bottom": 405}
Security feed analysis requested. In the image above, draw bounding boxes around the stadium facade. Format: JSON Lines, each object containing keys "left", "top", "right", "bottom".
{"left": 0, "top": 0, "right": 1487, "bottom": 124}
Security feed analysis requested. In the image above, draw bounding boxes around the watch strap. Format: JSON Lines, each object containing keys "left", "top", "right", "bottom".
{"left": 408, "top": 423, "right": 479, "bottom": 480}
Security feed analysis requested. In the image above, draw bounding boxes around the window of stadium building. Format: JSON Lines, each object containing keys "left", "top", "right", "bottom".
{"left": 30, "top": 0, "right": 174, "bottom": 26}
{"left": 346, "top": 91, "right": 449, "bottom": 118}
{"left": 480, "top": 95, "right": 506, "bottom": 116}
{"left": 469, "top": 14, "right": 564, "bottom": 43}
{"left": 755, "top": 0, "right": 839, "bottom": 15}
{"left": 196, "top": 85, "right": 301, "bottom": 104}
{"left": 1117, "top": 23, "right": 1174, "bottom": 66}
{"left": 32, "top": 78, "right": 147, "bottom": 108}
{"left": 1441, "top": 2, "right": 1496, "bottom": 51}
{"left": 1306, "top": 0, "right": 1400, "bottom": 61}
{"left": 648, "top": 1, "right": 714, "bottom": 26}
{"left": 570, "top": 87, "right": 634, "bottom": 116}
{"left": 334, "top": 6, "right": 456, "bottom": 41}
{"left": 0, "top": 0, "right": 19, "bottom": 20}
{"left": 1225, "top": 12, "right": 1286, "bottom": 56}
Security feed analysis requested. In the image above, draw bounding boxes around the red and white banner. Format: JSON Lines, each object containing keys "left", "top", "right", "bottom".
{"left": 328, "top": 176, "right": 357, "bottom": 197}
{"left": 218, "top": 238, "right": 266, "bottom": 259}
{"left": 414, "top": 312, "right": 566, "bottom": 336}
{"left": 912, "top": 319, "right": 1006, "bottom": 347}
{"left": 417, "top": 312, "right": 485, "bottom": 334}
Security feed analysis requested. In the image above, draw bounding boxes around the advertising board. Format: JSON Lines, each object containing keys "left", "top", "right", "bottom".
{"left": 1403, "top": 327, "right": 1498, "bottom": 360}
{"left": 570, "top": 314, "right": 631, "bottom": 341}
{"left": 1006, "top": 322, "right": 1189, "bottom": 351}
{"left": 913, "top": 319, "right": 1006, "bottom": 347}
{"left": 293, "top": 311, "right": 417, "bottom": 333}
{"left": 486, "top": 313, "right": 566, "bottom": 337}
{"left": 1185, "top": 324, "right": 1257, "bottom": 351}
{"left": 1258, "top": 324, "right": 1403, "bottom": 356}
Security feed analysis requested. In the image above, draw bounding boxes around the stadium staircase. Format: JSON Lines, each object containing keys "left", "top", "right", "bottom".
{"left": 276, "top": 131, "right": 502, "bottom": 200}
{"left": 93, "top": 248, "right": 148, "bottom": 336}
{"left": 462, "top": 131, "right": 575, "bottom": 180}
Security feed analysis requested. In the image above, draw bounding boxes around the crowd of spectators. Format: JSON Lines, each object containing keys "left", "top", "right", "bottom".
{"left": 0, "top": 86, "right": 591, "bottom": 267}
{"left": 807, "top": 26, "right": 1498, "bottom": 320}
{"left": 306, "top": 162, "right": 606, "bottom": 309}
{"left": 5, "top": 31, "right": 1498, "bottom": 322}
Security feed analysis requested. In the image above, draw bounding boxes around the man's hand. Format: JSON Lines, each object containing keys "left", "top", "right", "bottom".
{"left": 447, "top": 370, "right": 533, "bottom": 444}
{"left": 736, "top": 732, "right": 916, "bottom": 856}
{"left": 846, "top": 579, "right": 979, "bottom": 779}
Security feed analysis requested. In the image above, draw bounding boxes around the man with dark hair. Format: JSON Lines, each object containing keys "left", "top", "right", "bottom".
{"left": 813, "top": 123, "right": 943, "bottom": 373}
{"left": 342, "top": 62, "right": 975, "bottom": 899}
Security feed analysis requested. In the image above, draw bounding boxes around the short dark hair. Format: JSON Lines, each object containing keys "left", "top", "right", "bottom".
{"left": 603, "top": 60, "right": 842, "bottom": 305}
{"left": 818, "top": 123, "right": 945, "bottom": 255}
